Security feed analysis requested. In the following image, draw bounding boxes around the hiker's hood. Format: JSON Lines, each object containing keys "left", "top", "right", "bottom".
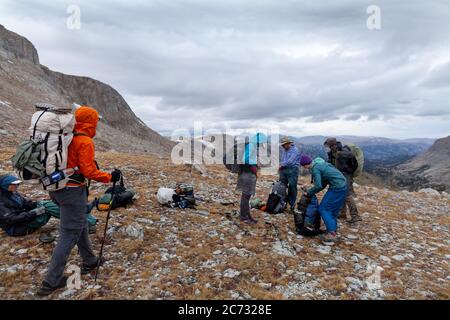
{"left": 74, "top": 106, "right": 99, "bottom": 138}
{"left": 312, "top": 157, "right": 326, "bottom": 167}
{"left": 0, "top": 175, "right": 20, "bottom": 192}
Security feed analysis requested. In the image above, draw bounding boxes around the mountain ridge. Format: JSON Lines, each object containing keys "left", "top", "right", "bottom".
{"left": 391, "top": 135, "right": 450, "bottom": 192}
{"left": 0, "top": 24, "right": 173, "bottom": 155}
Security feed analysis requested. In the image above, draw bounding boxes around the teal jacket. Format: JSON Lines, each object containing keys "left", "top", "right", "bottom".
{"left": 307, "top": 157, "right": 347, "bottom": 196}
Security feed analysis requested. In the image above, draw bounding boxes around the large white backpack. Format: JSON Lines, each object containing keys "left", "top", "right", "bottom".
{"left": 29, "top": 103, "right": 76, "bottom": 190}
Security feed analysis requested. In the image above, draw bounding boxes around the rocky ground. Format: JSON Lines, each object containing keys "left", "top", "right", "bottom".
{"left": 0, "top": 148, "right": 449, "bottom": 300}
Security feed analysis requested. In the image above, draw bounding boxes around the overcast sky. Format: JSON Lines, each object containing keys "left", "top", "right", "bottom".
{"left": 1, "top": 0, "right": 449, "bottom": 139}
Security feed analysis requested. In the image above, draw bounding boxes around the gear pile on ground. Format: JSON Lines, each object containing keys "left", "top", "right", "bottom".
{"left": 0, "top": 148, "right": 449, "bottom": 300}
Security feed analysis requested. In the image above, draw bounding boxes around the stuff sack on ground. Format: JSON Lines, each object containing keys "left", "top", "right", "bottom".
{"left": 265, "top": 181, "right": 287, "bottom": 214}
{"left": 250, "top": 198, "right": 265, "bottom": 209}
{"left": 157, "top": 184, "right": 196, "bottom": 209}
{"left": 157, "top": 187, "right": 176, "bottom": 205}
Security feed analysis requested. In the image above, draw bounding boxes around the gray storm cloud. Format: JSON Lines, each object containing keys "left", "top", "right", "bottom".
{"left": 0, "top": 0, "right": 449, "bottom": 138}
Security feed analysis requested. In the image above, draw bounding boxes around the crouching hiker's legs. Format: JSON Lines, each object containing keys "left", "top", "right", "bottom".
{"left": 318, "top": 187, "right": 347, "bottom": 233}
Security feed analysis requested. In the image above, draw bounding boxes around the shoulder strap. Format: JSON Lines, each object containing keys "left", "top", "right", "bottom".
{"left": 73, "top": 132, "right": 89, "bottom": 137}
{"left": 32, "top": 110, "right": 47, "bottom": 139}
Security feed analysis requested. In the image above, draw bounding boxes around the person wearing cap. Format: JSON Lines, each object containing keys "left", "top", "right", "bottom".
{"left": 279, "top": 137, "right": 301, "bottom": 212}
{"left": 0, "top": 175, "right": 47, "bottom": 236}
{"left": 300, "top": 155, "right": 347, "bottom": 244}
{"left": 37, "top": 105, "right": 122, "bottom": 296}
{"left": 0, "top": 175, "right": 98, "bottom": 237}
{"left": 324, "top": 137, "right": 362, "bottom": 224}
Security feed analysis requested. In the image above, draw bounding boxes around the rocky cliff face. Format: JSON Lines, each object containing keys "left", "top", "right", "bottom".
{"left": 0, "top": 25, "right": 39, "bottom": 64}
{"left": 391, "top": 136, "right": 450, "bottom": 192}
{"left": 0, "top": 24, "right": 173, "bottom": 154}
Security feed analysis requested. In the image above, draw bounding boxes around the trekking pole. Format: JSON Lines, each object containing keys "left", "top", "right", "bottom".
{"left": 94, "top": 179, "right": 117, "bottom": 282}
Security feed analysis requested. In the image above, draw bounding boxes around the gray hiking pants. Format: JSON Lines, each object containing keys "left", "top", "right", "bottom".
{"left": 340, "top": 174, "right": 360, "bottom": 219}
{"left": 237, "top": 171, "right": 257, "bottom": 219}
{"left": 240, "top": 193, "right": 252, "bottom": 219}
{"left": 44, "top": 187, "right": 97, "bottom": 287}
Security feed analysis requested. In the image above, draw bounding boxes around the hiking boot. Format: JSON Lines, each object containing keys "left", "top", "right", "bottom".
{"left": 88, "top": 224, "right": 97, "bottom": 234}
{"left": 348, "top": 216, "right": 362, "bottom": 224}
{"left": 240, "top": 217, "right": 258, "bottom": 225}
{"left": 36, "top": 276, "right": 68, "bottom": 297}
{"left": 320, "top": 232, "right": 338, "bottom": 245}
{"left": 81, "top": 258, "right": 104, "bottom": 275}
{"left": 39, "top": 232, "right": 55, "bottom": 244}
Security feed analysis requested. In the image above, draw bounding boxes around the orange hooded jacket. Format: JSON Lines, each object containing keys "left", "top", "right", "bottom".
{"left": 67, "top": 106, "right": 112, "bottom": 186}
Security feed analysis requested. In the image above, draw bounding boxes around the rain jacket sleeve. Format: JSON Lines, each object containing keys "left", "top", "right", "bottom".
{"left": 307, "top": 166, "right": 325, "bottom": 196}
{"left": 77, "top": 140, "right": 112, "bottom": 183}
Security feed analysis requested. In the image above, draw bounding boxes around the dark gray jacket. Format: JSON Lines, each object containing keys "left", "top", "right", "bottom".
{"left": 0, "top": 176, "right": 37, "bottom": 235}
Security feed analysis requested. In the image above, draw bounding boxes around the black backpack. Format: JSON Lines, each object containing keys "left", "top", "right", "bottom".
{"left": 294, "top": 194, "right": 323, "bottom": 236}
{"left": 172, "top": 184, "right": 196, "bottom": 209}
{"left": 265, "top": 181, "right": 287, "bottom": 214}
{"left": 96, "top": 177, "right": 135, "bottom": 211}
{"left": 336, "top": 146, "right": 359, "bottom": 175}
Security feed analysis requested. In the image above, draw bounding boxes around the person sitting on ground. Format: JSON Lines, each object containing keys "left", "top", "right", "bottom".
{"left": 0, "top": 175, "right": 97, "bottom": 237}
{"left": 237, "top": 133, "right": 267, "bottom": 225}
{"left": 279, "top": 137, "right": 301, "bottom": 213}
{"left": 300, "top": 155, "right": 348, "bottom": 244}
{"left": 324, "top": 137, "right": 362, "bottom": 224}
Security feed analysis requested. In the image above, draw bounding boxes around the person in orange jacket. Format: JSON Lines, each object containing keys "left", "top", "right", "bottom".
{"left": 37, "top": 105, "right": 122, "bottom": 296}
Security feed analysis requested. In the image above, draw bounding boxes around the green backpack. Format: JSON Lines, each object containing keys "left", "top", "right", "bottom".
{"left": 346, "top": 143, "right": 364, "bottom": 177}
{"left": 10, "top": 140, "right": 46, "bottom": 180}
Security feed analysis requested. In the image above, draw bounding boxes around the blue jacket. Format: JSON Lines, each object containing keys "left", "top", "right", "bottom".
{"left": 307, "top": 158, "right": 347, "bottom": 196}
{"left": 280, "top": 145, "right": 301, "bottom": 168}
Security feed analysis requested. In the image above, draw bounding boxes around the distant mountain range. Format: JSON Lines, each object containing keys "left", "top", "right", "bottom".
{"left": 288, "top": 135, "right": 436, "bottom": 180}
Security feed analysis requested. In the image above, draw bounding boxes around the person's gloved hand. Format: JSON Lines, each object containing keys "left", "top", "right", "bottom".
{"left": 32, "top": 206, "right": 46, "bottom": 216}
{"left": 111, "top": 169, "right": 122, "bottom": 182}
{"left": 250, "top": 166, "right": 258, "bottom": 175}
